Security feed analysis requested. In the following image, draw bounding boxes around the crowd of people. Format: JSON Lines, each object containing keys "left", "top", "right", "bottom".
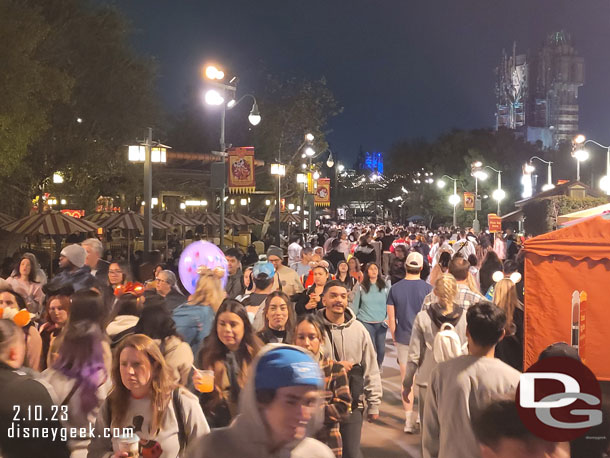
{"left": 0, "top": 224, "right": 606, "bottom": 458}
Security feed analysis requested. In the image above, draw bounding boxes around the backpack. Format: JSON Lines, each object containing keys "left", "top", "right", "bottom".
{"left": 428, "top": 322, "right": 468, "bottom": 363}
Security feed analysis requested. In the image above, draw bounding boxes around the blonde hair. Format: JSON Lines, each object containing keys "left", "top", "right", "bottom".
{"left": 109, "top": 334, "right": 175, "bottom": 432}
{"left": 188, "top": 267, "right": 226, "bottom": 313}
{"left": 434, "top": 274, "right": 458, "bottom": 313}
{"left": 493, "top": 279, "right": 521, "bottom": 332}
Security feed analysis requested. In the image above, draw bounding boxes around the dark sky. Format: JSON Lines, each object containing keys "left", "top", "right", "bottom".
{"left": 101, "top": 0, "right": 610, "bottom": 162}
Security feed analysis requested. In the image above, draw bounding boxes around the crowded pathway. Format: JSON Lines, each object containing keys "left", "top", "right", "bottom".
{"left": 0, "top": 223, "right": 605, "bottom": 457}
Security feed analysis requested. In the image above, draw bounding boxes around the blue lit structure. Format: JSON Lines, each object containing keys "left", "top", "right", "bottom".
{"left": 363, "top": 152, "right": 383, "bottom": 174}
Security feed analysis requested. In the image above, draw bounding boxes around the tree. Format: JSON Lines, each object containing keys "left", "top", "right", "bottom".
{"left": 1, "top": 0, "right": 160, "bottom": 216}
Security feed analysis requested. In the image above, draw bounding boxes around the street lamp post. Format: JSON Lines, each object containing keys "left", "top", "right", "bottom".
{"left": 470, "top": 162, "right": 487, "bottom": 233}
{"left": 128, "top": 128, "right": 168, "bottom": 253}
{"left": 573, "top": 136, "right": 610, "bottom": 195}
{"left": 296, "top": 173, "right": 307, "bottom": 232}
{"left": 203, "top": 64, "right": 261, "bottom": 249}
{"left": 270, "top": 163, "right": 286, "bottom": 246}
{"left": 526, "top": 156, "right": 554, "bottom": 192}
{"left": 485, "top": 166, "right": 504, "bottom": 216}
{"left": 437, "top": 175, "right": 459, "bottom": 227}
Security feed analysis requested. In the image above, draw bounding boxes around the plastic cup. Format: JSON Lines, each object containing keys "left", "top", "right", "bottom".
{"left": 117, "top": 433, "right": 139, "bottom": 457}
{"left": 194, "top": 369, "right": 215, "bottom": 393}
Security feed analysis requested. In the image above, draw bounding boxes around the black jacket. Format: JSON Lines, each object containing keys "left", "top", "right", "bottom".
{"left": 0, "top": 362, "right": 70, "bottom": 458}
{"left": 294, "top": 286, "right": 325, "bottom": 316}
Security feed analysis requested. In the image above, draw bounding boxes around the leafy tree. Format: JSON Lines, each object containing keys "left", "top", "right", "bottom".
{"left": 1, "top": 0, "right": 159, "bottom": 216}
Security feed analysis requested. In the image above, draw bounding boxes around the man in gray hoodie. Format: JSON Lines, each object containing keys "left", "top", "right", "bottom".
{"left": 318, "top": 280, "right": 383, "bottom": 458}
{"left": 185, "top": 345, "right": 334, "bottom": 458}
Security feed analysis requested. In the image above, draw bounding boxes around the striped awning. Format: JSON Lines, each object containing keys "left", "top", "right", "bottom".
{"left": 101, "top": 212, "right": 171, "bottom": 231}
{"left": 191, "top": 212, "right": 241, "bottom": 226}
{"left": 279, "top": 213, "right": 301, "bottom": 224}
{"left": 84, "top": 212, "right": 117, "bottom": 223}
{"left": 153, "top": 211, "right": 199, "bottom": 227}
{"left": 226, "top": 213, "right": 263, "bottom": 225}
{"left": 0, "top": 212, "right": 16, "bottom": 226}
{"left": 1, "top": 211, "right": 99, "bottom": 235}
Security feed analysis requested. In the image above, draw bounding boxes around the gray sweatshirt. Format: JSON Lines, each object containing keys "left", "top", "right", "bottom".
{"left": 317, "top": 307, "right": 383, "bottom": 415}
{"left": 403, "top": 305, "right": 467, "bottom": 391}
{"left": 423, "top": 355, "right": 521, "bottom": 458}
{"left": 185, "top": 344, "right": 334, "bottom": 458}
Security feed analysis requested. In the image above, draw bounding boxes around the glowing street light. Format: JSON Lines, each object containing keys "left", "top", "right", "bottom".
{"left": 439, "top": 175, "right": 459, "bottom": 227}
{"left": 572, "top": 135, "right": 610, "bottom": 195}
{"left": 305, "top": 133, "right": 315, "bottom": 142}
{"left": 204, "top": 65, "right": 225, "bottom": 81}
{"left": 305, "top": 147, "right": 316, "bottom": 157}
{"left": 204, "top": 89, "right": 224, "bottom": 106}
{"left": 52, "top": 172, "right": 64, "bottom": 184}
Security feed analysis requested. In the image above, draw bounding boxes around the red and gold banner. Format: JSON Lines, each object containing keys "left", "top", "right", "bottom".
{"left": 314, "top": 178, "right": 330, "bottom": 207}
{"left": 463, "top": 192, "right": 475, "bottom": 211}
{"left": 227, "top": 147, "right": 256, "bottom": 194}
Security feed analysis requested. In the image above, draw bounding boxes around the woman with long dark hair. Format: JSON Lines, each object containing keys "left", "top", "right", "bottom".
{"left": 351, "top": 262, "right": 390, "bottom": 368}
{"left": 39, "top": 295, "right": 70, "bottom": 370}
{"left": 293, "top": 315, "right": 352, "bottom": 457}
{"left": 256, "top": 291, "right": 296, "bottom": 344}
{"left": 135, "top": 304, "right": 194, "bottom": 385}
{"left": 347, "top": 256, "right": 363, "bottom": 283}
{"left": 88, "top": 334, "right": 208, "bottom": 457}
{"left": 335, "top": 260, "right": 357, "bottom": 291}
{"left": 194, "top": 299, "right": 262, "bottom": 427}
{"left": 294, "top": 263, "right": 330, "bottom": 316}
{"left": 41, "top": 322, "right": 110, "bottom": 458}
{"left": 6, "top": 253, "right": 43, "bottom": 315}
{"left": 479, "top": 250, "right": 504, "bottom": 296}
{"left": 493, "top": 279, "right": 524, "bottom": 371}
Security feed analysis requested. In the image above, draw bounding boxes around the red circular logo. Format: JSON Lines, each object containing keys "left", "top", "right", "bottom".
{"left": 515, "top": 356, "right": 602, "bottom": 442}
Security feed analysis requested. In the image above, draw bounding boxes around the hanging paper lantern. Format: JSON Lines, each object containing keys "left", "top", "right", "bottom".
{"left": 178, "top": 241, "right": 228, "bottom": 294}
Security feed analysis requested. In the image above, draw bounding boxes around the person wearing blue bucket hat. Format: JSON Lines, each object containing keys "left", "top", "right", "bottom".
{"left": 185, "top": 344, "right": 334, "bottom": 458}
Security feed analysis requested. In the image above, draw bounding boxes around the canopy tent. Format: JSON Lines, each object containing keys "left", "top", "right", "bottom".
{"left": 153, "top": 211, "right": 199, "bottom": 227}
{"left": 0, "top": 212, "right": 16, "bottom": 226}
{"left": 84, "top": 211, "right": 116, "bottom": 224}
{"left": 100, "top": 211, "right": 172, "bottom": 231}
{"left": 523, "top": 214, "right": 610, "bottom": 380}
{"left": 191, "top": 212, "right": 240, "bottom": 227}
{"left": 557, "top": 203, "right": 610, "bottom": 226}
{"left": 226, "top": 212, "right": 263, "bottom": 226}
{"left": 2, "top": 211, "right": 99, "bottom": 235}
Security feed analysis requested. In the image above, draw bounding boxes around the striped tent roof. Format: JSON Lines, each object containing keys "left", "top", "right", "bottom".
{"left": 226, "top": 212, "right": 263, "bottom": 225}
{"left": 278, "top": 213, "right": 301, "bottom": 224}
{"left": 84, "top": 212, "right": 117, "bottom": 223}
{"left": 1, "top": 211, "right": 99, "bottom": 235}
{"left": 153, "top": 211, "right": 199, "bottom": 227}
{"left": 0, "top": 212, "right": 16, "bottom": 226}
{"left": 191, "top": 212, "right": 241, "bottom": 226}
{"left": 101, "top": 212, "right": 172, "bottom": 231}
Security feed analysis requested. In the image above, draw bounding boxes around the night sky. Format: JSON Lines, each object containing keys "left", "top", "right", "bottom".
{"left": 100, "top": 0, "right": 610, "bottom": 162}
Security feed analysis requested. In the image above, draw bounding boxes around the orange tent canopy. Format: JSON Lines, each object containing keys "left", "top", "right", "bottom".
{"left": 523, "top": 215, "right": 610, "bottom": 380}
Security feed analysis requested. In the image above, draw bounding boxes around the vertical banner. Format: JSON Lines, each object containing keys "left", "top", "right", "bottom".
{"left": 463, "top": 192, "right": 475, "bottom": 211}
{"left": 315, "top": 178, "right": 331, "bottom": 207}
{"left": 227, "top": 147, "right": 256, "bottom": 193}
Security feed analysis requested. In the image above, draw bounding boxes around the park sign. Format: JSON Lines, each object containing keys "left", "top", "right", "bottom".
{"left": 488, "top": 213, "right": 502, "bottom": 232}
{"left": 463, "top": 192, "right": 475, "bottom": 211}
{"left": 227, "top": 147, "right": 256, "bottom": 194}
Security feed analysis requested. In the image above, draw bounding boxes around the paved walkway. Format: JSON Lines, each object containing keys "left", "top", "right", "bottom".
{"left": 361, "top": 334, "right": 422, "bottom": 458}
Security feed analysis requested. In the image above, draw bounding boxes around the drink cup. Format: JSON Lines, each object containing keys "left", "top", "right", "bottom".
{"left": 194, "top": 369, "right": 215, "bottom": 393}
{"left": 117, "top": 433, "right": 139, "bottom": 457}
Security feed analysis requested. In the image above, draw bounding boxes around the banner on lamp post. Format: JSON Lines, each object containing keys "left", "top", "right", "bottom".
{"left": 315, "top": 178, "right": 330, "bottom": 207}
{"left": 463, "top": 192, "right": 475, "bottom": 211}
{"left": 227, "top": 147, "right": 256, "bottom": 194}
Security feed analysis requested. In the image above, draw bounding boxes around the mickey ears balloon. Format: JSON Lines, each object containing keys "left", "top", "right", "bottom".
{"left": 179, "top": 241, "right": 229, "bottom": 295}
{"left": 492, "top": 270, "right": 522, "bottom": 285}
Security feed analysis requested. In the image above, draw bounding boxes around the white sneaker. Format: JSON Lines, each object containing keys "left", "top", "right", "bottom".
{"left": 404, "top": 412, "right": 417, "bottom": 433}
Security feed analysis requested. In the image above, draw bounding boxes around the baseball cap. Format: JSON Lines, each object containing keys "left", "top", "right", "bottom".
{"left": 252, "top": 261, "right": 275, "bottom": 279}
{"left": 255, "top": 347, "right": 323, "bottom": 390}
{"left": 406, "top": 252, "right": 423, "bottom": 269}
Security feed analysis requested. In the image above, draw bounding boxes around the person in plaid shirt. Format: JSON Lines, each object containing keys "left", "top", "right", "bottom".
{"left": 294, "top": 315, "right": 352, "bottom": 457}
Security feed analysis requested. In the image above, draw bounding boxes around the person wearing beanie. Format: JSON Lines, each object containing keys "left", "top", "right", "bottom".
{"left": 44, "top": 244, "right": 97, "bottom": 295}
{"left": 267, "top": 245, "right": 304, "bottom": 297}
{"left": 186, "top": 344, "right": 334, "bottom": 458}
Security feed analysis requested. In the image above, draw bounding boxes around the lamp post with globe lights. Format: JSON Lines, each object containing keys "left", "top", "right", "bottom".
{"left": 484, "top": 166, "right": 504, "bottom": 216}
{"left": 571, "top": 135, "right": 589, "bottom": 183}
{"left": 202, "top": 64, "right": 260, "bottom": 248}
{"left": 525, "top": 156, "right": 554, "bottom": 194}
{"left": 572, "top": 135, "right": 610, "bottom": 195}
{"left": 437, "top": 175, "right": 460, "bottom": 227}
{"left": 470, "top": 161, "right": 488, "bottom": 232}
